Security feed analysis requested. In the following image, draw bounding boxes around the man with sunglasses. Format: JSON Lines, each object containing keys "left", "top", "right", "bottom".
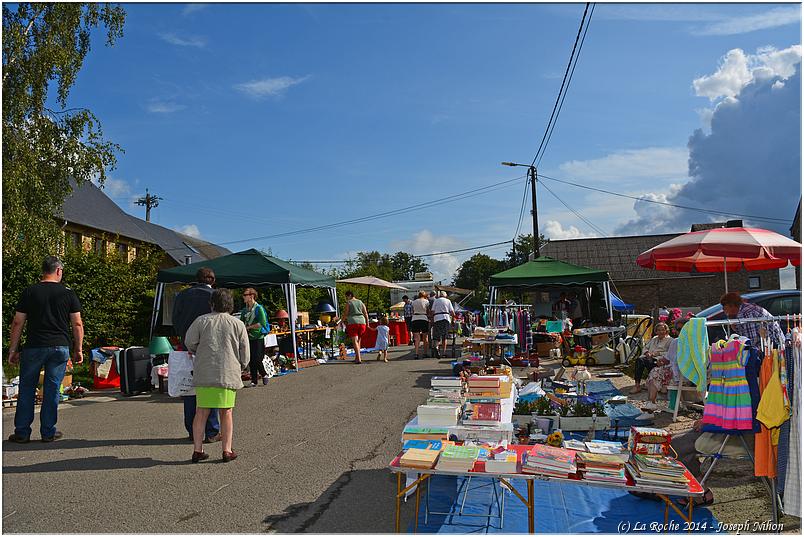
{"left": 173, "top": 267, "right": 221, "bottom": 444}
{"left": 7, "top": 256, "right": 83, "bottom": 443}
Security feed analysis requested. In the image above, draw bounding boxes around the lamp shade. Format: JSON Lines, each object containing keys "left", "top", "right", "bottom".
{"left": 274, "top": 309, "right": 290, "bottom": 320}
{"left": 149, "top": 336, "right": 174, "bottom": 355}
{"left": 315, "top": 301, "right": 336, "bottom": 314}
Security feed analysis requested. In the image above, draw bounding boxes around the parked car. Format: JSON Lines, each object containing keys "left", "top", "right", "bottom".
{"left": 696, "top": 289, "right": 801, "bottom": 342}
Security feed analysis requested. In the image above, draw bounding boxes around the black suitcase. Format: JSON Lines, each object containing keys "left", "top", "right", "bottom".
{"left": 119, "top": 346, "right": 152, "bottom": 396}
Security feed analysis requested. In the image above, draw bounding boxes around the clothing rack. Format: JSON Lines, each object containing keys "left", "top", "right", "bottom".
{"left": 482, "top": 303, "right": 532, "bottom": 308}
{"left": 704, "top": 314, "right": 801, "bottom": 326}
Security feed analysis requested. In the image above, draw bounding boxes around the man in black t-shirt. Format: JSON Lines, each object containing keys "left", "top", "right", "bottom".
{"left": 7, "top": 256, "right": 84, "bottom": 443}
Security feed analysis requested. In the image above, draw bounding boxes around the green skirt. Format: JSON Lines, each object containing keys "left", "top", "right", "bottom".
{"left": 195, "top": 387, "right": 237, "bottom": 409}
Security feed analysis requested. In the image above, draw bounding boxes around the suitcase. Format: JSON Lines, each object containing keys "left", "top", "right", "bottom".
{"left": 119, "top": 346, "right": 152, "bottom": 396}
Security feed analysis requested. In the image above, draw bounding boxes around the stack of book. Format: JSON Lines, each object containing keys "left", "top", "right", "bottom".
{"left": 626, "top": 454, "right": 689, "bottom": 490}
{"left": 484, "top": 447, "right": 519, "bottom": 474}
{"left": 402, "top": 439, "right": 444, "bottom": 451}
{"left": 463, "top": 402, "right": 502, "bottom": 426}
{"left": 466, "top": 376, "right": 501, "bottom": 397}
{"left": 585, "top": 440, "right": 629, "bottom": 461}
{"left": 521, "top": 444, "right": 578, "bottom": 478}
{"left": 417, "top": 403, "right": 461, "bottom": 427}
{"left": 434, "top": 444, "right": 481, "bottom": 472}
{"left": 399, "top": 447, "right": 440, "bottom": 470}
{"left": 402, "top": 426, "right": 450, "bottom": 442}
{"left": 577, "top": 452, "right": 628, "bottom": 484}
{"left": 428, "top": 376, "right": 464, "bottom": 406}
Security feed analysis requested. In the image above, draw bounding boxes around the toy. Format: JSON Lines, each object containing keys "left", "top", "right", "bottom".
{"left": 338, "top": 343, "right": 348, "bottom": 360}
{"left": 571, "top": 366, "right": 592, "bottom": 395}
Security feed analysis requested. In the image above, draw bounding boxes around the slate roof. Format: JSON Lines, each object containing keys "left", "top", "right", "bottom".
{"left": 540, "top": 234, "right": 685, "bottom": 281}
{"left": 60, "top": 181, "right": 230, "bottom": 264}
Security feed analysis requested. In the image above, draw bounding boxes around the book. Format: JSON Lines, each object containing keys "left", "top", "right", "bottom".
{"left": 585, "top": 441, "right": 628, "bottom": 460}
{"left": 431, "top": 376, "right": 463, "bottom": 387}
{"left": 467, "top": 376, "right": 501, "bottom": 388}
{"left": 402, "top": 426, "right": 450, "bottom": 441}
{"left": 399, "top": 448, "right": 440, "bottom": 469}
{"left": 435, "top": 444, "right": 480, "bottom": 472}
{"left": 563, "top": 439, "right": 588, "bottom": 451}
{"left": 522, "top": 444, "right": 577, "bottom": 478}
{"left": 484, "top": 451, "right": 519, "bottom": 474}
{"left": 402, "top": 439, "right": 443, "bottom": 451}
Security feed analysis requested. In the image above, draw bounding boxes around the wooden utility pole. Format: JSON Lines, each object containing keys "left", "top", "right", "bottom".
{"left": 136, "top": 188, "right": 162, "bottom": 222}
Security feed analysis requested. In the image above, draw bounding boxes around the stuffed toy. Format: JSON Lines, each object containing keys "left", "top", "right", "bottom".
{"left": 338, "top": 343, "right": 348, "bottom": 360}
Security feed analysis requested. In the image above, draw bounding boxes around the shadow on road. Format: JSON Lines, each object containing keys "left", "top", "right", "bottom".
{"left": 3, "top": 455, "right": 186, "bottom": 473}
{"left": 3, "top": 436, "right": 189, "bottom": 452}
{"left": 262, "top": 468, "right": 399, "bottom": 533}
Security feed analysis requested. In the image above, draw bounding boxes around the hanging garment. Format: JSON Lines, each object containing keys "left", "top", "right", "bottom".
{"left": 757, "top": 350, "right": 790, "bottom": 434}
{"left": 676, "top": 318, "right": 709, "bottom": 392}
{"left": 755, "top": 349, "right": 781, "bottom": 478}
{"left": 783, "top": 329, "right": 801, "bottom": 516}
{"left": 702, "top": 339, "right": 753, "bottom": 431}
{"left": 777, "top": 341, "right": 795, "bottom": 494}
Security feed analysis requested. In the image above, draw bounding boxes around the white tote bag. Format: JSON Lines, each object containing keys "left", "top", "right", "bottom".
{"left": 167, "top": 350, "right": 195, "bottom": 397}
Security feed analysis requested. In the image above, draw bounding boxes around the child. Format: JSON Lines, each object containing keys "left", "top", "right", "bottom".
{"left": 374, "top": 316, "right": 390, "bottom": 362}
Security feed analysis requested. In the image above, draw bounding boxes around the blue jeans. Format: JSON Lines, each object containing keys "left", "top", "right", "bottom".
{"left": 15, "top": 346, "right": 69, "bottom": 439}
{"left": 182, "top": 396, "right": 219, "bottom": 438}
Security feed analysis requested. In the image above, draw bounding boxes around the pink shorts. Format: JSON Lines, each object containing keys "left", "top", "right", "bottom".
{"left": 346, "top": 324, "right": 367, "bottom": 339}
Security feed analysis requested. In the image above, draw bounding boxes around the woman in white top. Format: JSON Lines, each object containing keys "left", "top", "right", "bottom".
{"left": 632, "top": 322, "right": 671, "bottom": 393}
{"left": 410, "top": 291, "right": 431, "bottom": 360}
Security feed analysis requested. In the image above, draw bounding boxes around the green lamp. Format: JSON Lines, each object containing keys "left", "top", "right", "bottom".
{"left": 149, "top": 336, "right": 174, "bottom": 356}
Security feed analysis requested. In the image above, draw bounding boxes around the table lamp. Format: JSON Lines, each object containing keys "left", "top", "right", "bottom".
{"left": 149, "top": 336, "right": 174, "bottom": 356}
{"left": 315, "top": 301, "right": 336, "bottom": 323}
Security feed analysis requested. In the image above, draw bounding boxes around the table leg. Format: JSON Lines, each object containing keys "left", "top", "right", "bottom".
{"left": 527, "top": 479, "right": 535, "bottom": 533}
{"left": 688, "top": 500, "right": 693, "bottom": 533}
{"left": 664, "top": 500, "right": 669, "bottom": 526}
{"left": 395, "top": 472, "right": 402, "bottom": 533}
{"left": 414, "top": 474, "right": 422, "bottom": 533}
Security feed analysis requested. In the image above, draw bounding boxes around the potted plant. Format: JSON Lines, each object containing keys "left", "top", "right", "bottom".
{"left": 551, "top": 400, "right": 610, "bottom": 431}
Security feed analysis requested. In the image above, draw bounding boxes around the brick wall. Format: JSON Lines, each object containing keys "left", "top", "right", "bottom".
{"left": 615, "top": 268, "right": 780, "bottom": 314}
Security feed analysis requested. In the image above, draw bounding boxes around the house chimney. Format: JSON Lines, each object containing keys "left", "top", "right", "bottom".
{"left": 184, "top": 255, "right": 192, "bottom": 265}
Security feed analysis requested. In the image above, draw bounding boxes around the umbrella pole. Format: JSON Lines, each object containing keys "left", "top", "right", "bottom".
{"left": 723, "top": 257, "right": 728, "bottom": 293}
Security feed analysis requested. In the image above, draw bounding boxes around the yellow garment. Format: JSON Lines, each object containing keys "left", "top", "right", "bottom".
{"left": 756, "top": 350, "right": 789, "bottom": 445}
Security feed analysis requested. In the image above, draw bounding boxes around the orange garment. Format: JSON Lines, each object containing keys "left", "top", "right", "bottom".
{"left": 755, "top": 350, "right": 779, "bottom": 477}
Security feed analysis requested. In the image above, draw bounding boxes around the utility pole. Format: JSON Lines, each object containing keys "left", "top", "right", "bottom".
{"left": 529, "top": 165, "right": 540, "bottom": 259}
{"left": 136, "top": 188, "right": 162, "bottom": 222}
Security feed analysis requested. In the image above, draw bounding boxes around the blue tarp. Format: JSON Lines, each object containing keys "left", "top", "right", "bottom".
{"left": 610, "top": 292, "right": 634, "bottom": 312}
{"left": 412, "top": 475, "right": 717, "bottom": 533}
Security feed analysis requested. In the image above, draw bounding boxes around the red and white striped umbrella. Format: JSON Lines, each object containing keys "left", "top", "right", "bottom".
{"left": 636, "top": 227, "right": 801, "bottom": 290}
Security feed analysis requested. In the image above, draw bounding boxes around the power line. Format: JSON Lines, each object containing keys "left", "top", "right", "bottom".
{"left": 513, "top": 177, "right": 530, "bottom": 239}
{"left": 288, "top": 240, "right": 513, "bottom": 264}
{"left": 537, "top": 173, "right": 790, "bottom": 224}
{"left": 531, "top": 3, "right": 592, "bottom": 167}
{"left": 536, "top": 3, "right": 595, "bottom": 168}
{"left": 539, "top": 180, "right": 608, "bottom": 237}
{"left": 158, "top": 174, "right": 526, "bottom": 252}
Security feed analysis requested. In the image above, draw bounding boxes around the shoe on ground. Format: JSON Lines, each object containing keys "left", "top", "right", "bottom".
{"left": 191, "top": 451, "right": 209, "bottom": 463}
{"left": 8, "top": 434, "right": 30, "bottom": 444}
{"left": 203, "top": 433, "right": 221, "bottom": 444}
{"left": 250, "top": 382, "right": 257, "bottom": 387}
{"left": 222, "top": 450, "right": 238, "bottom": 462}
{"left": 642, "top": 402, "right": 659, "bottom": 411}
{"left": 636, "top": 412, "right": 655, "bottom": 421}
{"left": 262, "top": 377, "right": 269, "bottom": 385}
{"left": 41, "top": 431, "right": 63, "bottom": 442}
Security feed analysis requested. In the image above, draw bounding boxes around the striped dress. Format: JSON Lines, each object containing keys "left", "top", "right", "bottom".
{"left": 702, "top": 339, "right": 753, "bottom": 431}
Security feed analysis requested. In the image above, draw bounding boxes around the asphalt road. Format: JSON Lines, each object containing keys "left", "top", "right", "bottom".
{"left": 2, "top": 345, "right": 447, "bottom": 533}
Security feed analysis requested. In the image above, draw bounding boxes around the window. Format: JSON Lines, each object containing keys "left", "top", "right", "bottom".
{"left": 117, "top": 242, "right": 128, "bottom": 256}
{"left": 748, "top": 276, "right": 761, "bottom": 289}
{"left": 70, "top": 232, "right": 81, "bottom": 249}
{"left": 93, "top": 238, "right": 106, "bottom": 254}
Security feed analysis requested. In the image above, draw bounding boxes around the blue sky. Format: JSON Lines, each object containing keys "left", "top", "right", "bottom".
{"left": 69, "top": 3, "right": 801, "bottom": 283}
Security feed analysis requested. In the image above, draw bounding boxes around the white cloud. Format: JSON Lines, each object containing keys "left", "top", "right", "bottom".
{"left": 159, "top": 32, "right": 206, "bottom": 48}
{"left": 389, "top": 230, "right": 463, "bottom": 283}
{"left": 176, "top": 224, "right": 202, "bottom": 239}
{"left": 693, "top": 45, "right": 801, "bottom": 101}
{"left": 181, "top": 4, "right": 206, "bottom": 16}
{"left": 696, "top": 7, "right": 800, "bottom": 36}
{"left": 558, "top": 147, "right": 689, "bottom": 184}
{"left": 234, "top": 76, "right": 310, "bottom": 99}
{"left": 145, "top": 99, "right": 186, "bottom": 114}
{"left": 543, "top": 220, "right": 595, "bottom": 240}
{"left": 91, "top": 176, "right": 132, "bottom": 198}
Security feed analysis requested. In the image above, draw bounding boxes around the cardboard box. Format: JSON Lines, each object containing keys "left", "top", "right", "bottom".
{"left": 297, "top": 311, "right": 309, "bottom": 326}
{"left": 536, "top": 341, "right": 561, "bottom": 357}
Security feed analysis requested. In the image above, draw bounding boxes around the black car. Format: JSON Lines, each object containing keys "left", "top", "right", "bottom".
{"left": 696, "top": 289, "right": 801, "bottom": 342}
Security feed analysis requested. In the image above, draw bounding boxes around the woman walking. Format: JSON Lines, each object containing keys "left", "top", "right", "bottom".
{"left": 411, "top": 291, "right": 431, "bottom": 360}
{"left": 240, "top": 288, "right": 270, "bottom": 387}
{"left": 340, "top": 290, "right": 369, "bottom": 364}
{"left": 184, "top": 289, "right": 250, "bottom": 463}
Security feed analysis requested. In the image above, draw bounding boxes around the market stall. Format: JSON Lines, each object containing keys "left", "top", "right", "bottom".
{"left": 151, "top": 248, "right": 338, "bottom": 370}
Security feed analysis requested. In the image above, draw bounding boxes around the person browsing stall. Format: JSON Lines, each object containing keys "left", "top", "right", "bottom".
{"left": 172, "top": 267, "right": 221, "bottom": 444}
{"left": 7, "top": 256, "right": 83, "bottom": 443}
{"left": 552, "top": 292, "right": 572, "bottom": 320}
{"left": 431, "top": 291, "right": 455, "bottom": 358}
{"left": 720, "top": 292, "right": 785, "bottom": 347}
{"left": 402, "top": 295, "right": 414, "bottom": 345}
{"left": 184, "top": 289, "right": 250, "bottom": 463}
{"left": 411, "top": 291, "right": 431, "bottom": 360}
{"left": 340, "top": 290, "right": 369, "bottom": 364}
{"left": 240, "top": 288, "right": 269, "bottom": 387}
{"left": 631, "top": 322, "right": 672, "bottom": 394}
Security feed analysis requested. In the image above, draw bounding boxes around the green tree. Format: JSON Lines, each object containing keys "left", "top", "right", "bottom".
{"left": 504, "top": 233, "right": 549, "bottom": 268}
{"left": 453, "top": 254, "right": 505, "bottom": 310}
{"left": 2, "top": 3, "right": 126, "bottom": 335}
{"left": 389, "top": 252, "right": 428, "bottom": 281}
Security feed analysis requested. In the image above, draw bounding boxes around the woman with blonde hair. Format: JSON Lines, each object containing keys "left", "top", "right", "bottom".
{"left": 185, "top": 288, "right": 250, "bottom": 463}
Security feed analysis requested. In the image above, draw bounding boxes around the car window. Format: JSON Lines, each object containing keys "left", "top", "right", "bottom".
{"left": 763, "top": 296, "right": 799, "bottom": 316}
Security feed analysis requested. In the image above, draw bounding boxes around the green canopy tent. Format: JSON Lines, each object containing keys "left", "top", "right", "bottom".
{"left": 151, "top": 248, "right": 338, "bottom": 369}
{"left": 488, "top": 257, "right": 613, "bottom": 320}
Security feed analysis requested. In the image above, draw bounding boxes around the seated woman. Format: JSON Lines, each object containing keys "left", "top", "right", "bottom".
{"left": 631, "top": 322, "right": 671, "bottom": 394}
